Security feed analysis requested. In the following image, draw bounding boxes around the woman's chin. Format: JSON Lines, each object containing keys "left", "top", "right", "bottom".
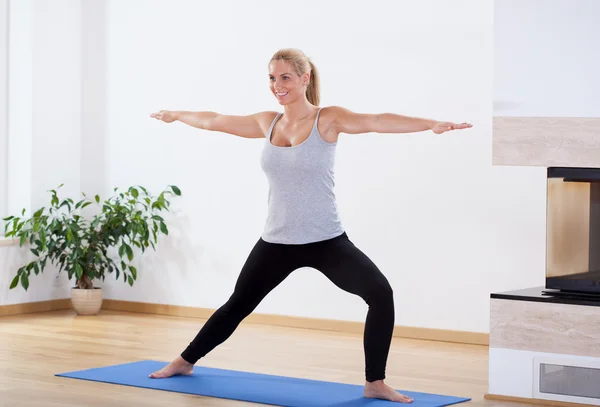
{"left": 274, "top": 94, "right": 291, "bottom": 105}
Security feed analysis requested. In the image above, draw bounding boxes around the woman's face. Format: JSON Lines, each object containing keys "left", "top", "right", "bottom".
{"left": 268, "top": 60, "right": 308, "bottom": 105}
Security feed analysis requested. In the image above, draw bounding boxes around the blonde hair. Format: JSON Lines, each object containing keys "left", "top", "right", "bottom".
{"left": 270, "top": 49, "right": 320, "bottom": 106}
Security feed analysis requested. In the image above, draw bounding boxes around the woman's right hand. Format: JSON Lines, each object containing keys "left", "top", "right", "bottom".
{"left": 150, "top": 110, "right": 178, "bottom": 123}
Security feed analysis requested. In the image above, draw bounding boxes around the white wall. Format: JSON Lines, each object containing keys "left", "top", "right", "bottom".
{"left": 494, "top": 0, "right": 600, "bottom": 117}
{"left": 81, "top": 0, "right": 107, "bottom": 201}
{"left": 2, "top": 0, "right": 566, "bottom": 334}
{"left": 0, "top": 0, "right": 7, "bottom": 232}
{"left": 0, "top": 0, "right": 82, "bottom": 305}
{"left": 99, "top": 0, "right": 546, "bottom": 334}
{"left": 6, "top": 0, "right": 32, "bottom": 218}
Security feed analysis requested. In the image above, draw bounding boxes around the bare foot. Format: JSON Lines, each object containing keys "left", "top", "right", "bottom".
{"left": 149, "top": 356, "right": 194, "bottom": 378}
{"left": 364, "top": 380, "right": 414, "bottom": 403}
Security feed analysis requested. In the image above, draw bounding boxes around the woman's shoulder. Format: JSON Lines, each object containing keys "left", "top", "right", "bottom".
{"left": 253, "top": 111, "right": 281, "bottom": 131}
{"left": 315, "top": 106, "right": 345, "bottom": 142}
{"left": 318, "top": 105, "right": 350, "bottom": 121}
{"left": 317, "top": 105, "right": 351, "bottom": 128}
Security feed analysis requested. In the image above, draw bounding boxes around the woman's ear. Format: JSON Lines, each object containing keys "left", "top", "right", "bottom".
{"left": 303, "top": 72, "right": 310, "bottom": 85}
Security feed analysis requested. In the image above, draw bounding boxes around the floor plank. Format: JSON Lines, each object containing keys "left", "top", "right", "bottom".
{"left": 0, "top": 309, "right": 542, "bottom": 406}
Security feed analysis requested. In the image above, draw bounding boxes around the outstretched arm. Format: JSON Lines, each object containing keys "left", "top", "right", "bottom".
{"left": 150, "top": 110, "right": 275, "bottom": 139}
{"left": 330, "top": 106, "right": 472, "bottom": 135}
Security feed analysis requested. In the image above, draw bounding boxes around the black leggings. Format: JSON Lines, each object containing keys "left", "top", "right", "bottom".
{"left": 180, "top": 232, "right": 395, "bottom": 382}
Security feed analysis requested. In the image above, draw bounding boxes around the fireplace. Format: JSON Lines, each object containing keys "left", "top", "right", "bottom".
{"left": 545, "top": 167, "right": 600, "bottom": 297}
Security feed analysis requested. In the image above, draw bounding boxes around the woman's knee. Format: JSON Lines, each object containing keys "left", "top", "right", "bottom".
{"left": 364, "top": 279, "right": 394, "bottom": 307}
{"left": 379, "top": 281, "right": 394, "bottom": 304}
{"left": 220, "top": 294, "right": 259, "bottom": 319}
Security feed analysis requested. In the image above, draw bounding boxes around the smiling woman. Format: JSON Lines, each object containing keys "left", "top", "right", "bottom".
{"left": 148, "top": 47, "right": 472, "bottom": 404}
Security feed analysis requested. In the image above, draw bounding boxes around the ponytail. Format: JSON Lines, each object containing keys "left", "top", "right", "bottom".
{"left": 306, "top": 60, "right": 320, "bottom": 106}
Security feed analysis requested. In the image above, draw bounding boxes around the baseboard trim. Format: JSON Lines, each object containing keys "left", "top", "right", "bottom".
{"left": 0, "top": 298, "right": 71, "bottom": 317}
{"left": 0, "top": 237, "right": 19, "bottom": 247}
{"left": 0, "top": 298, "right": 489, "bottom": 345}
{"left": 102, "top": 299, "right": 489, "bottom": 346}
{"left": 485, "top": 393, "right": 598, "bottom": 407}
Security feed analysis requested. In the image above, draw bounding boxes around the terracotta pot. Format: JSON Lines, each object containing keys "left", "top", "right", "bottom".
{"left": 71, "top": 287, "right": 103, "bottom": 315}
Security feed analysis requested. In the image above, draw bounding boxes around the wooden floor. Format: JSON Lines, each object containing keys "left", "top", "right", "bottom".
{"left": 0, "top": 309, "right": 536, "bottom": 407}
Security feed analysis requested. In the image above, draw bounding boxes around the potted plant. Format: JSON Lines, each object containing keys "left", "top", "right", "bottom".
{"left": 2, "top": 184, "right": 181, "bottom": 315}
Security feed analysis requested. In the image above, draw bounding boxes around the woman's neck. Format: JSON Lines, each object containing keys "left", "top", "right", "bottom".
{"left": 282, "top": 99, "right": 318, "bottom": 123}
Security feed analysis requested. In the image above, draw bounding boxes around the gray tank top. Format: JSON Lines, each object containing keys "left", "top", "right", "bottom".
{"left": 260, "top": 109, "right": 344, "bottom": 244}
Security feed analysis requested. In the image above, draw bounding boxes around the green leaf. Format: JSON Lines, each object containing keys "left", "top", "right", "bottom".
{"left": 170, "top": 185, "right": 181, "bottom": 196}
{"left": 21, "top": 273, "right": 29, "bottom": 291}
{"left": 95, "top": 195, "right": 100, "bottom": 203}
{"left": 39, "top": 229, "right": 46, "bottom": 249}
{"left": 125, "top": 244, "right": 133, "bottom": 261}
{"left": 119, "top": 244, "right": 126, "bottom": 258}
{"left": 59, "top": 200, "right": 71, "bottom": 211}
{"left": 74, "top": 264, "right": 83, "bottom": 279}
{"left": 10, "top": 274, "right": 19, "bottom": 289}
{"left": 160, "top": 222, "right": 168, "bottom": 235}
{"left": 19, "top": 234, "right": 27, "bottom": 246}
{"left": 129, "top": 265, "right": 137, "bottom": 280}
{"left": 127, "top": 275, "right": 133, "bottom": 286}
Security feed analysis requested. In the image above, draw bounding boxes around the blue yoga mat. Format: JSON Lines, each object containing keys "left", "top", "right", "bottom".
{"left": 56, "top": 360, "right": 471, "bottom": 406}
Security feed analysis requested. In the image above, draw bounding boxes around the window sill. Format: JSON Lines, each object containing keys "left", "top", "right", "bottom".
{"left": 0, "top": 237, "right": 19, "bottom": 247}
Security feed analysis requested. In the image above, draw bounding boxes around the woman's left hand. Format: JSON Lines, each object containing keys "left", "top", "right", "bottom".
{"left": 431, "top": 121, "right": 472, "bottom": 134}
